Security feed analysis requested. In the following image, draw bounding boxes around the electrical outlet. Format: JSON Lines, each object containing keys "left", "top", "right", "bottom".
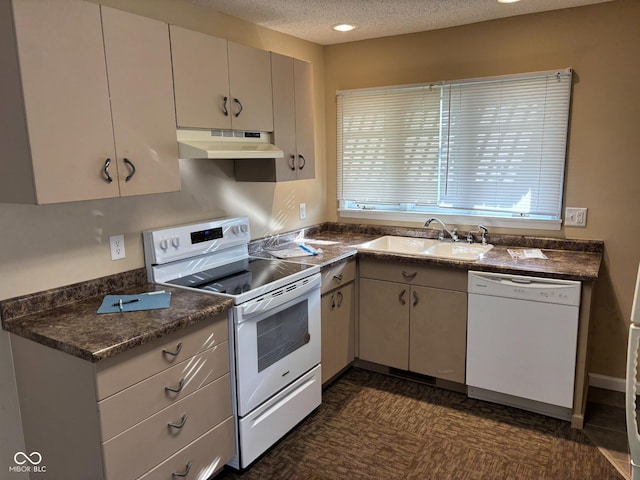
{"left": 299, "top": 203, "right": 307, "bottom": 220}
{"left": 109, "top": 234, "right": 126, "bottom": 260}
{"left": 565, "top": 207, "right": 587, "bottom": 227}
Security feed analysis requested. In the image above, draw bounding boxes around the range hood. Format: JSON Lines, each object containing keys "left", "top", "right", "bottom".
{"left": 177, "top": 129, "right": 284, "bottom": 160}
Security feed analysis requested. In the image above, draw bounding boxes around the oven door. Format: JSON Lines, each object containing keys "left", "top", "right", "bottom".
{"left": 233, "top": 273, "right": 321, "bottom": 417}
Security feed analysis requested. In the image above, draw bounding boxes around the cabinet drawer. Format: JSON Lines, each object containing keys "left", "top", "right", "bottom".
{"left": 95, "top": 314, "right": 228, "bottom": 400}
{"left": 102, "top": 373, "right": 232, "bottom": 480}
{"left": 98, "top": 341, "right": 229, "bottom": 441}
{"left": 359, "top": 258, "right": 466, "bottom": 291}
{"left": 321, "top": 259, "right": 356, "bottom": 295}
{"left": 137, "top": 416, "right": 235, "bottom": 480}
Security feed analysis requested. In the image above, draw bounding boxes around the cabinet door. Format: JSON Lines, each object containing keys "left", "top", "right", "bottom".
{"left": 409, "top": 286, "right": 467, "bottom": 383}
{"left": 228, "top": 41, "right": 273, "bottom": 132}
{"left": 102, "top": 7, "right": 180, "bottom": 197}
{"left": 271, "top": 52, "right": 298, "bottom": 181}
{"left": 321, "top": 284, "right": 355, "bottom": 383}
{"left": 11, "top": 0, "right": 117, "bottom": 203}
{"left": 170, "top": 26, "right": 231, "bottom": 129}
{"left": 293, "top": 58, "right": 315, "bottom": 180}
{"left": 359, "top": 278, "right": 409, "bottom": 370}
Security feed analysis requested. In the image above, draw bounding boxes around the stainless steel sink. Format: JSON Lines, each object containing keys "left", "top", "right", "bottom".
{"left": 357, "top": 235, "right": 493, "bottom": 260}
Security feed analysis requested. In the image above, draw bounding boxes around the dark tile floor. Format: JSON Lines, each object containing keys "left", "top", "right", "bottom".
{"left": 584, "top": 388, "right": 630, "bottom": 479}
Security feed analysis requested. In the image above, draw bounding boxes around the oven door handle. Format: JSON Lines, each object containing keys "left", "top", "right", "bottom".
{"left": 237, "top": 273, "right": 321, "bottom": 321}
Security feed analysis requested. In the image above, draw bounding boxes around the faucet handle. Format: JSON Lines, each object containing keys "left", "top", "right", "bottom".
{"left": 451, "top": 228, "right": 459, "bottom": 242}
{"left": 478, "top": 225, "right": 489, "bottom": 244}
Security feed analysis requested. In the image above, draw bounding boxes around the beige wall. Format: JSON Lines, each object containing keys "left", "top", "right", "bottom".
{"left": 324, "top": 0, "right": 640, "bottom": 379}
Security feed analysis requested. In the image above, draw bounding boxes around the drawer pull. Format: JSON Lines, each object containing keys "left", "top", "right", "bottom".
{"left": 102, "top": 158, "right": 113, "bottom": 183}
{"left": 333, "top": 274, "right": 343, "bottom": 282}
{"left": 165, "top": 378, "right": 186, "bottom": 394}
{"left": 399, "top": 289, "right": 407, "bottom": 305}
{"left": 336, "top": 291, "right": 344, "bottom": 308}
{"left": 413, "top": 290, "right": 419, "bottom": 307}
{"left": 162, "top": 342, "right": 183, "bottom": 357}
{"left": 402, "top": 271, "right": 417, "bottom": 280}
{"left": 168, "top": 413, "right": 188, "bottom": 430}
{"left": 123, "top": 158, "right": 136, "bottom": 182}
{"left": 172, "top": 461, "right": 192, "bottom": 478}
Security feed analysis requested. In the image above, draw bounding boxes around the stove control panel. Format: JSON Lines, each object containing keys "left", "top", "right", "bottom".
{"left": 143, "top": 216, "right": 251, "bottom": 266}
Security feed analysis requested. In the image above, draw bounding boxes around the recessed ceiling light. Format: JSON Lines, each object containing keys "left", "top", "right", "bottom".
{"left": 498, "top": 0, "right": 522, "bottom": 3}
{"left": 332, "top": 24, "right": 357, "bottom": 32}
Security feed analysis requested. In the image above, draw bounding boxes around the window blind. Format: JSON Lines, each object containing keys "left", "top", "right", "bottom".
{"left": 337, "top": 85, "right": 442, "bottom": 205}
{"left": 337, "top": 69, "right": 572, "bottom": 220}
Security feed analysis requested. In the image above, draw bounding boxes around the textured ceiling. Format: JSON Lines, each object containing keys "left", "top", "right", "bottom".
{"left": 190, "top": 0, "right": 612, "bottom": 45}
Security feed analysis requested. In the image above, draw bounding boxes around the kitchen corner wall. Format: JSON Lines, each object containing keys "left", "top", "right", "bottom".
{"left": 0, "top": 1, "right": 325, "bottom": 472}
{"left": 323, "top": 0, "right": 640, "bottom": 381}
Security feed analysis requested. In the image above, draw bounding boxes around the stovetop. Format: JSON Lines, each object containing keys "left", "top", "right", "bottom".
{"left": 166, "top": 257, "right": 316, "bottom": 297}
{"left": 144, "top": 217, "right": 320, "bottom": 305}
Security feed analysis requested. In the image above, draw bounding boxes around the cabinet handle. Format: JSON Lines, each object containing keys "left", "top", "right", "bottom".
{"left": 222, "top": 96, "right": 229, "bottom": 116}
{"left": 399, "top": 289, "right": 407, "bottom": 305}
{"left": 330, "top": 292, "right": 336, "bottom": 310}
{"left": 289, "top": 155, "right": 296, "bottom": 170}
{"left": 298, "top": 154, "right": 306, "bottom": 170}
{"left": 413, "top": 290, "right": 419, "bottom": 307}
{"left": 234, "top": 98, "right": 243, "bottom": 117}
{"left": 165, "top": 378, "right": 186, "bottom": 394}
{"left": 102, "top": 158, "right": 113, "bottom": 183}
{"left": 172, "top": 461, "right": 192, "bottom": 478}
{"left": 123, "top": 158, "right": 136, "bottom": 182}
{"left": 333, "top": 274, "right": 343, "bottom": 283}
{"left": 402, "top": 271, "right": 417, "bottom": 281}
{"left": 336, "top": 291, "right": 344, "bottom": 308}
{"left": 162, "top": 342, "right": 183, "bottom": 357}
{"left": 168, "top": 413, "right": 188, "bottom": 429}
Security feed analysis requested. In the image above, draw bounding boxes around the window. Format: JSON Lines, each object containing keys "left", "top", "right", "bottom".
{"left": 337, "top": 69, "right": 572, "bottom": 229}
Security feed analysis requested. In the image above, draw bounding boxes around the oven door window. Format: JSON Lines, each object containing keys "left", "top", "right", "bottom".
{"left": 256, "top": 300, "right": 309, "bottom": 372}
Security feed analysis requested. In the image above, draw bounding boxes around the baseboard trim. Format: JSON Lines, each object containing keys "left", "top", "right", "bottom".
{"left": 589, "top": 373, "right": 634, "bottom": 393}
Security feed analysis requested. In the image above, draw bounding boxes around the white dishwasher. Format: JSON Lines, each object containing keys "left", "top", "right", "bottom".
{"left": 467, "top": 270, "right": 581, "bottom": 421}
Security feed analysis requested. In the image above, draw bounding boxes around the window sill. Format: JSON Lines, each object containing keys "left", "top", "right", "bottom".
{"left": 338, "top": 208, "right": 562, "bottom": 231}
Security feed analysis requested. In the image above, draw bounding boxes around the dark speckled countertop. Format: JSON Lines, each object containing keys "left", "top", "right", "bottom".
{"left": 250, "top": 223, "right": 603, "bottom": 281}
{"left": 0, "top": 268, "right": 233, "bottom": 362}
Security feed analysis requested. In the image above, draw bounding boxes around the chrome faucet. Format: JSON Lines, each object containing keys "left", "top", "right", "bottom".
{"left": 424, "top": 217, "right": 458, "bottom": 242}
{"left": 466, "top": 225, "right": 490, "bottom": 244}
{"left": 478, "top": 225, "right": 489, "bottom": 245}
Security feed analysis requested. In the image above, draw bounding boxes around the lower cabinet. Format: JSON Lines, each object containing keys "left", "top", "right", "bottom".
{"left": 358, "top": 259, "right": 467, "bottom": 383}
{"left": 320, "top": 259, "right": 356, "bottom": 384}
{"left": 10, "top": 315, "right": 234, "bottom": 480}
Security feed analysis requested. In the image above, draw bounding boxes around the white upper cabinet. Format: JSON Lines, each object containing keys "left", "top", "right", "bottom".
{"left": 170, "top": 26, "right": 274, "bottom": 132}
{"left": 271, "top": 53, "right": 315, "bottom": 181}
{"left": 235, "top": 53, "right": 315, "bottom": 182}
{"left": 100, "top": 7, "right": 180, "bottom": 198}
{"left": 0, "top": 0, "right": 179, "bottom": 204}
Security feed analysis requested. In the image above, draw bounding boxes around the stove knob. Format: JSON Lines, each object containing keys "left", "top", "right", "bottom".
{"left": 171, "top": 237, "right": 180, "bottom": 248}
{"left": 159, "top": 238, "right": 169, "bottom": 250}
{"left": 232, "top": 226, "right": 240, "bottom": 235}
{"left": 240, "top": 224, "right": 248, "bottom": 233}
